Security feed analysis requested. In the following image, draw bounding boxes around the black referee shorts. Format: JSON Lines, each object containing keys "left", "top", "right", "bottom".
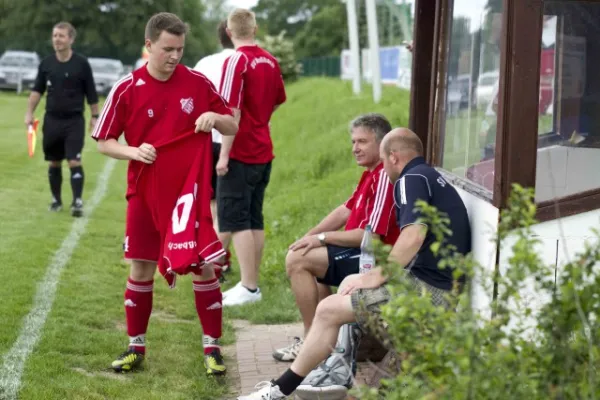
{"left": 316, "top": 245, "right": 361, "bottom": 287}
{"left": 42, "top": 113, "right": 85, "bottom": 162}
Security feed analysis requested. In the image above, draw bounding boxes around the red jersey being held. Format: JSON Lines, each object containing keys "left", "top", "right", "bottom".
{"left": 219, "top": 45, "right": 286, "bottom": 164}
{"left": 135, "top": 130, "right": 225, "bottom": 287}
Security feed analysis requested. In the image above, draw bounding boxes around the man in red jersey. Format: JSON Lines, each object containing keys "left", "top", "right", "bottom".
{"left": 91, "top": 12, "right": 238, "bottom": 376}
{"left": 272, "top": 114, "right": 400, "bottom": 363}
{"left": 216, "top": 8, "right": 287, "bottom": 307}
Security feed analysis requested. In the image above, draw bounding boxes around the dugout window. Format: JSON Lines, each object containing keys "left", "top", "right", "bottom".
{"left": 411, "top": 0, "right": 600, "bottom": 220}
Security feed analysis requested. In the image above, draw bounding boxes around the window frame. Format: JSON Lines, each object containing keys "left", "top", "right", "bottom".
{"left": 409, "top": 0, "right": 599, "bottom": 222}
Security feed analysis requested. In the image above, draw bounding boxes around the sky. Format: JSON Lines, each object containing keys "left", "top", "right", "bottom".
{"left": 225, "top": 0, "right": 490, "bottom": 33}
{"left": 227, "top": 0, "right": 259, "bottom": 9}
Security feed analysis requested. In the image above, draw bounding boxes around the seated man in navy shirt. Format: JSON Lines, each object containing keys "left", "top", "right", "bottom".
{"left": 236, "top": 127, "right": 472, "bottom": 400}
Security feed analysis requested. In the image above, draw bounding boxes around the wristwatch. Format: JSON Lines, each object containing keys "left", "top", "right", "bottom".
{"left": 317, "top": 233, "right": 326, "bottom": 245}
{"left": 91, "top": 114, "right": 99, "bottom": 119}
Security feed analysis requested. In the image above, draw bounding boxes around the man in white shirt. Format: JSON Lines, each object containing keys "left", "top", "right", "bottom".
{"left": 193, "top": 20, "right": 236, "bottom": 272}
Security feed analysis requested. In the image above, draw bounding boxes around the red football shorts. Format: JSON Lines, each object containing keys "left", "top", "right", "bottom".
{"left": 123, "top": 194, "right": 160, "bottom": 262}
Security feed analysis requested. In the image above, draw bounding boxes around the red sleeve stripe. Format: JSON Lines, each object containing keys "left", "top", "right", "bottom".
{"left": 220, "top": 52, "right": 246, "bottom": 104}
{"left": 91, "top": 74, "right": 133, "bottom": 139}
{"left": 368, "top": 169, "right": 389, "bottom": 230}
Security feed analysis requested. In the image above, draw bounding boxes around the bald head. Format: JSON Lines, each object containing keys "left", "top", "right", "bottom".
{"left": 382, "top": 128, "right": 424, "bottom": 157}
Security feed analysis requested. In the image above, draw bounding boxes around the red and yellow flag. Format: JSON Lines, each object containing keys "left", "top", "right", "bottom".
{"left": 27, "top": 119, "right": 39, "bottom": 158}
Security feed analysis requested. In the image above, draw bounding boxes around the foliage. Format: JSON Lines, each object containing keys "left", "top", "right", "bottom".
{"left": 0, "top": 0, "right": 217, "bottom": 65}
{"left": 258, "top": 31, "right": 302, "bottom": 82}
{"left": 352, "top": 184, "right": 600, "bottom": 399}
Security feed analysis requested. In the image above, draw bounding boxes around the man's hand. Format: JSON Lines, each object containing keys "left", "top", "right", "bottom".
{"left": 24, "top": 112, "right": 34, "bottom": 127}
{"left": 289, "top": 235, "right": 323, "bottom": 256}
{"left": 338, "top": 272, "right": 383, "bottom": 296}
{"left": 216, "top": 156, "right": 229, "bottom": 176}
{"left": 89, "top": 116, "right": 98, "bottom": 132}
{"left": 195, "top": 112, "right": 218, "bottom": 133}
{"left": 130, "top": 143, "right": 157, "bottom": 164}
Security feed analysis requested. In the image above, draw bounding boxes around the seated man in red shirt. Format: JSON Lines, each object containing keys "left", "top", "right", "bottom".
{"left": 272, "top": 113, "right": 399, "bottom": 362}
{"left": 91, "top": 12, "right": 237, "bottom": 376}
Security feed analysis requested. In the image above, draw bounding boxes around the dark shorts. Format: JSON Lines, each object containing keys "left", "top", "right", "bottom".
{"left": 42, "top": 113, "right": 85, "bottom": 162}
{"left": 216, "top": 159, "right": 272, "bottom": 232}
{"left": 316, "top": 245, "right": 361, "bottom": 287}
{"left": 211, "top": 142, "right": 221, "bottom": 200}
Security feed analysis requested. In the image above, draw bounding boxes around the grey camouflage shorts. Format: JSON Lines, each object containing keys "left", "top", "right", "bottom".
{"left": 350, "top": 271, "right": 452, "bottom": 348}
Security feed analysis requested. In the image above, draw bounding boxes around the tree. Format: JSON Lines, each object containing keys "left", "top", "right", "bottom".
{"left": 0, "top": 0, "right": 214, "bottom": 66}
{"left": 293, "top": 2, "right": 348, "bottom": 59}
{"left": 252, "top": 0, "right": 339, "bottom": 38}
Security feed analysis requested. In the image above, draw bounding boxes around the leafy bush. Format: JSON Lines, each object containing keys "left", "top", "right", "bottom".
{"left": 353, "top": 184, "right": 600, "bottom": 399}
{"left": 258, "top": 30, "right": 302, "bottom": 82}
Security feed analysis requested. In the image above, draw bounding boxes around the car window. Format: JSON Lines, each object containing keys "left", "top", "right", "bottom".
{"left": 0, "top": 55, "right": 38, "bottom": 68}
{"left": 89, "top": 60, "right": 123, "bottom": 74}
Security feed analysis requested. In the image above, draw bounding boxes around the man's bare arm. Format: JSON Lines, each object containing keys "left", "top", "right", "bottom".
{"left": 304, "top": 205, "right": 351, "bottom": 236}
{"left": 24, "top": 91, "right": 42, "bottom": 125}
{"left": 213, "top": 113, "right": 238, "bottom": 137}
{"left": 369, "top": 223, "right": 427, "bottom": 285}
{"left": 97, "top": 138, "right": 156, "bottom": 164}
{"left": 321, "top": 228, "right": 383, "bottom": 248}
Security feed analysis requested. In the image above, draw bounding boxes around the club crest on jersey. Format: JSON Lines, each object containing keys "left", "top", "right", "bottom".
{"left": 180, "top": 97, "right": 194, "bottom": 115}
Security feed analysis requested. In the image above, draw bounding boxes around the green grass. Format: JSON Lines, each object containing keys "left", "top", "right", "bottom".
{"left": 0, "top": 78, "right": 410, "bottom": 399}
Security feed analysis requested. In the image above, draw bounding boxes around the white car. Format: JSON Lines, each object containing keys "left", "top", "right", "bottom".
{"left": 475, "top": 70, "right": 499, "bottom": 110}
{"left": 88, "top": 57, "right": 125, "bottom": 96}
{"left": 0, "top": 50, "right": 40, "bottom": 91}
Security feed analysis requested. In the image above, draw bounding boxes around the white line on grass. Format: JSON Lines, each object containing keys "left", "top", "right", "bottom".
{"left": 0, "top": 158, "right": 117, "bottom": 400}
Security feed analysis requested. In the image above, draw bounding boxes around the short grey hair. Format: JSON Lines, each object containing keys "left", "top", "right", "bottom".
{"left": 349, "top": 113, "right": 392, "bottom": 142}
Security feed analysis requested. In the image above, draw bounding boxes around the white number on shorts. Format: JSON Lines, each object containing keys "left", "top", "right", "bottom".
{"left": 172, "top": 193, "right": 194, "bottom": 234}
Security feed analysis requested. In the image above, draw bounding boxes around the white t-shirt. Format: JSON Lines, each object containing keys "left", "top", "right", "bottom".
{"left": 193, "top": 48, "right": 236, "bottom": 144}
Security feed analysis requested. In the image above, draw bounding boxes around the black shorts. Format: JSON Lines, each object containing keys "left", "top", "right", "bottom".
{"left": 211, "top": 142, "right": 221, "bottom": 200}
{"left": 216, "top": 159, "right": 272, "bottom": 232}
{"left": 42, "top": 113, "right": 85, "bottom": 162}
{"left": 317, "top": 245, "right": 361, "bottom": 287}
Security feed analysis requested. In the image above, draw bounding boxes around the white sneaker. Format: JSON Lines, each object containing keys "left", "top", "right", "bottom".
{"left": 222, "top": 284, "right": 262, "bottom": 306}
{"left": 222, "top": 282, "right": 242, "bottom": 299}
{"left": 237, "top": 381, "right": 287, "bottom": 399}
{"left": 272, "top": 337, "right": 303, "bottom": 362}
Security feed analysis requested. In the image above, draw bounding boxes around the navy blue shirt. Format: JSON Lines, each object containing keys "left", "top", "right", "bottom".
{"left": 393, "top": 157, "right": 471, "bottom": 290}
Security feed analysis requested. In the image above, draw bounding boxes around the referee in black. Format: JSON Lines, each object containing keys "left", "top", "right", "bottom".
{"left": 24, "top": 21, "right": 99, "bottom": 217}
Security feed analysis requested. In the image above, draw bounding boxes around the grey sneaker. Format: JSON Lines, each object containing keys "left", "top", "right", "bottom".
{"left": 237, "top": 381, "right": 288, "bottom": 399}
{"left": 272, "top": 337, "right": 303, "bottom": 362}
{"left": 295, "top": 323, "right": 362, "bottom": 400}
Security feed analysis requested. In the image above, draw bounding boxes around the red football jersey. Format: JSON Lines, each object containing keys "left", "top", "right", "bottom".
{"left": 91, "top": 64, "right": 232, "bottom": 198}
{"left": 344, "top": 163, "right": 399, "bottom": 245}
{"left": 135, "top": 130, "right": 224, "bottom": 287}
{"left": 219, "top": 45, "right": 286, "bottom": 164}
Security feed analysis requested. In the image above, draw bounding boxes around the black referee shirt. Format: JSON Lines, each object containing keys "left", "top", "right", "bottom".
{"left": 32, "top": 52, "right": 98, "bottom": 117}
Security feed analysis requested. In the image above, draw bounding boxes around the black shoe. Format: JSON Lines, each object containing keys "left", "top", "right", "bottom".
{"left": 204, "top": 349, "right": 227, "bottom": 376}
{"left": 111, "top": 348, "right": 145, "bottom": 372}
{"left": 49, "top": 201, "right": 63, "bottom": 212}
{"left": 71, "top": 199, "right": 83, "bottom": 217}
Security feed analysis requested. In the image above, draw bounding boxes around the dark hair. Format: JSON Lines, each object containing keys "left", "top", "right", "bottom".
{"left": 217, "top": 20, "right": 234, "bottom": 49}
{"left": 53, "top": 21, "right": 76, "bottom": 39}
{"left": 145, "top": 12, "right": 188, "bottom": 43}
{"left": 349, "top": 113, "right": 392, "bottom": 142}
